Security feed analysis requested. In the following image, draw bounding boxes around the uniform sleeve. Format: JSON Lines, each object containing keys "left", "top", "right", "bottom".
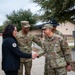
{"left": 38, "top": 43, "right": 46, "bottom": 57}
{"left": 7, "top": 39, "right": 32, "bottom": 58}
{"left": 60, "top": 39, "right": 72, "bottom": 65}
{"left": 32, "top": 35, "right": 42, "bottom": 47}
{"left": 32, "top": 35, "right": 45, "bottom": 57}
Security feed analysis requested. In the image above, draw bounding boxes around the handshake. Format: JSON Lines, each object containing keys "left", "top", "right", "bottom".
{"left": 32, "top": 51, "right": 39, "bottom": 59}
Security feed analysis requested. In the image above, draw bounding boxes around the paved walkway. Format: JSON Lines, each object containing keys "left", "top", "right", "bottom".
{"left": 31, "top": 56, "right": 75, "bottom": 75}
{"left": 0, "top": 37, "right": 75, "bottom": 75}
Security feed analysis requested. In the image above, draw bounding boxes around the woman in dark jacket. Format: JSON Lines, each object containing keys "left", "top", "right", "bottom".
{"left": 2, "top": 24, "right": 37, "bottom": 75}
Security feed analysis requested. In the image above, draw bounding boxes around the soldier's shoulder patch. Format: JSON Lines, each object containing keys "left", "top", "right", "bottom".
{"left": 12, "top": 43, "right": 17, "bottom": 47}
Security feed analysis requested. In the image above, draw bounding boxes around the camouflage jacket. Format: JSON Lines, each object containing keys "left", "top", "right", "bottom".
{"left": 41, "top": 34, "right": 72, "bottom": 68}
{"left": 16, "top": 31, "right": 42, "bottom": 62}
{"left": 54, "top": 30, "right": 67, "bottom": 40}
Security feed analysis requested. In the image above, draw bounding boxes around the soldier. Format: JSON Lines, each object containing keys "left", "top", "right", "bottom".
{"left": 16, "top": 21, "right": 41, "bottom": 75}
{"left": 50, "top": 20, "right": 75, "bottom": 72}
{"left": 49, "top": 20, "right": 66, "bottom": 39}
{"left": 39, "top": 24, "right": 72, "bottom": 75}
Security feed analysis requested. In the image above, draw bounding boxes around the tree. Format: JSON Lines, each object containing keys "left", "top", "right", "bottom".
{"left": 32, "top": 0, "right": 75, "bottom": 24}
{"left": 0, "top": 25, "right": 6, "bottom": 33}
{"left": 4, "top": 9, "right": 39, "bottom": 31}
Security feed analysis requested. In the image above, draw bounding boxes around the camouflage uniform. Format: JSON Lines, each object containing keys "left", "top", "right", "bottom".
{"left": 40, "top": 24, "right": 72, "bottom": 75}
{"left": 54, "top": 30, "right": 67, "bottom": 40}
{"left": 16, "top": 21, "right": 41, "bottom": 75}
{"left": 53, "top": 20, "right": 75, "bottom": 72}
{"left": 43, "top": 34, "right": 71, "bottom": 75}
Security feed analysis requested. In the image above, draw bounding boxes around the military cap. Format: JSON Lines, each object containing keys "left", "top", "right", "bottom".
{"left": 21, "top": 21, "right": 30, "bottom": 27}
{"left": 49, "top": 20, "right": 59, "bottom": 26}
{"left": 42, "top": 24, "right": 53, "bottom": 30}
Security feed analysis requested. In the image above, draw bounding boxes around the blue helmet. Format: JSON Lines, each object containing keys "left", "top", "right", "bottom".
{"left": 49, "top": 20, "right": 59, "bottom": 26}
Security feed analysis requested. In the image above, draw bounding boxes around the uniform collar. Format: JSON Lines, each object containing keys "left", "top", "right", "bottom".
{"left": 45, "top": 34, "right": 55, "bottom": 41}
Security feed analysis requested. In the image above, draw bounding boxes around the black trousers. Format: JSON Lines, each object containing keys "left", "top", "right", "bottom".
{"left": 4, "top": 70, "right": 18, "bottom": 75}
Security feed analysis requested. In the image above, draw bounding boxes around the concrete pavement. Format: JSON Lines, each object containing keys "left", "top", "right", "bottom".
{"left": 0, "top": 36, "right": 75, "bottom": 75}
{"left": 31, "top": 56, "right": 75, "bottom": 75}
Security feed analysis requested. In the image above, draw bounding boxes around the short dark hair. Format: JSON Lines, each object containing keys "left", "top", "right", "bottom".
{"left": 2, "top": 24, "right": 15, "bottom": 39}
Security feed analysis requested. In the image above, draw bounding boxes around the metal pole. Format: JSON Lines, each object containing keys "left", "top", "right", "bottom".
{"left": 72, "top": 24, "right": 75, "bottom": 50}
{"left": 74, "top": 24, "right": 75, "bottom": 49}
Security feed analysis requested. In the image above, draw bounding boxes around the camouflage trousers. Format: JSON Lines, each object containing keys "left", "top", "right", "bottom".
{"left": 18, "top": 60, "right": 32, "bottom": 75}
{"left": 44, "top": 65, "right": 67, "bottom": 75}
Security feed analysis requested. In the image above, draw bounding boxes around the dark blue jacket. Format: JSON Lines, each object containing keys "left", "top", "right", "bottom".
{"left": 2, "top": 37, "right": 32, "bottom": 71}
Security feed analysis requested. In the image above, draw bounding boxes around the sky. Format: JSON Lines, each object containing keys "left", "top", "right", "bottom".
{"left": 0, "top": 0, "right": 41, "bottom": 25}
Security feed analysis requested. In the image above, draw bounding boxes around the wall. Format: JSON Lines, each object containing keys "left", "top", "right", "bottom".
{"left": 57, "top": 22, "right": 74, "bottom": 35}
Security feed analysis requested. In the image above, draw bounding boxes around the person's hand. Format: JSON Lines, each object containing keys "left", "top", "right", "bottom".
{"left": 32, "top": 51, "right": 38, "bottom": 59}
{"left": 66, "top": 65, "right": 72, "bottom": 71}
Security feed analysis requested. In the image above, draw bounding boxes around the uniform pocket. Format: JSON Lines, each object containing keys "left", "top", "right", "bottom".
{"left": 53, "top": 43, "right": 61, "bottom": 52}
{"left": 51, "top": 57, "right": 67, "bottom": 68}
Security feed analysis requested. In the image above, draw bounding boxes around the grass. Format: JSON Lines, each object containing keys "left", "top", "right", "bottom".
{"left": 69, "top": 46, "right": 74, "bottom": 50}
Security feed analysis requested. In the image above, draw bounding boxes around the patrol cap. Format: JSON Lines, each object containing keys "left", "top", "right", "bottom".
{"left": 42, "top": 24, "right": 53, "bottom": 30}
{"left": 21, "top": 21, "right": 30, "bottom": 28}
{"left": 49, "top": 20, "right": 59, "bottom": 26}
